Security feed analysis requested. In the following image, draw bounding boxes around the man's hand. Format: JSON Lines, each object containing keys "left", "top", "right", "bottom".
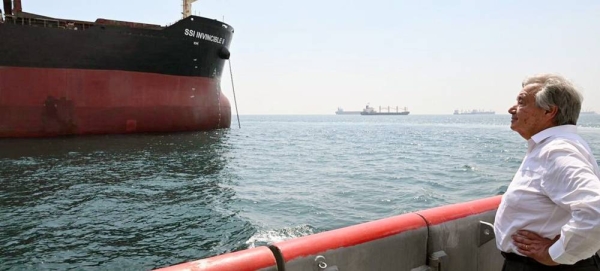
{"left": 512, "top": 230, "right": 560, "bottom": 266}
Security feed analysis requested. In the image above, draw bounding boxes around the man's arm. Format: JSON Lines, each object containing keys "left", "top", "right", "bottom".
{"left": 541, "top": 145, "right": 600, "bottom": 264}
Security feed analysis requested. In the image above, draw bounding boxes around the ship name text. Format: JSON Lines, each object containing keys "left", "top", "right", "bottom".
{"left": 184, "top": 29, "right": 225, "bottom": 44}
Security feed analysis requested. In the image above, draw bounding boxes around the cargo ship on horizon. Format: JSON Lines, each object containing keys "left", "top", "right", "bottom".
{"left": 360, "top": 105, "right": 410, "bottom": 116}
{"left": 453, "top": 109, "right": 495, "bottom": 115}
{"left": 581, "top": 109, "right": 597, "bottom": 115}
{"left": 335, "top": 107, "right": 361, "bottom": 115}
{"left": 0, "top": 0, "right": 234, "bottom": 138}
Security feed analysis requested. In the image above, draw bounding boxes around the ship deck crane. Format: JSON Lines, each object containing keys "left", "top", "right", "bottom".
{"left": 182, "top": 0, "right": 197, "bottom": 18}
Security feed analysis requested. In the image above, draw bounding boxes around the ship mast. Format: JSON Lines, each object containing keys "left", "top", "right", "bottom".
{"left": 3, "top": 0, "right": 22, "bottom": 15}
{"left": 182, "top": 0, "right": 198, "bottom": 18}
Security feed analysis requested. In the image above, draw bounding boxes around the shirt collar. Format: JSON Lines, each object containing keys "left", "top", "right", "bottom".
{"left": 530, "top": 125, "right": 578, "bottom": 145}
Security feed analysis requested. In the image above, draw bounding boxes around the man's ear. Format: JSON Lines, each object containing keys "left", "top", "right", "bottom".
{"left": 545, "top": 105, "right": 558, "bottom": 120}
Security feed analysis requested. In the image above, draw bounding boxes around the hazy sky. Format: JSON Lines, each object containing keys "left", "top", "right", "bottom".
{"left": 18, "top": 0, "right": 599, "bottom": 114}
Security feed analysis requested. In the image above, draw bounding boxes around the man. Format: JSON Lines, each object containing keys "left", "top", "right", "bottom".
{"left": 494, "top": 73, "right": 600, "bottom": 270}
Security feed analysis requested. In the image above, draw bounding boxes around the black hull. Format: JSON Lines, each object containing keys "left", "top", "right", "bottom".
{"left": 335, "top": 112, "right": 361, "bottom": 115}
{"left": 454, "top": 113, "right": 495, "bottom": 115}
{"left": 0, "top": 15, "right": 233, "bottom": 78}
{"left": 361, "top": 112, "right": 410, "bottom": 115}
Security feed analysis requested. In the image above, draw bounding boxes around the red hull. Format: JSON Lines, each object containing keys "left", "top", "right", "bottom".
{"left": 0, "top": 67, "right": 231, "bottom": 138}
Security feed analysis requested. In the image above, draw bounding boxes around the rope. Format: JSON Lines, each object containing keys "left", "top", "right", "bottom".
{"left": 228, "top": 59, "right": 241, "bottom": 128}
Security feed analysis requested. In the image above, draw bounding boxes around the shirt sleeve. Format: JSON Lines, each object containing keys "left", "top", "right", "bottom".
{"left": 540, "top": 143, "right": 600, "bottom": 264}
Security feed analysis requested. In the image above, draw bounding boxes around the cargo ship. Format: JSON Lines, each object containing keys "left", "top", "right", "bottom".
{"left": 360, "top": 105, "right": 410, "bottom": 115}
{"left": 0, "top": 0, "right": 234, "bottom": 138}
{"left": 581, "top": 109, "right": 597, "bottom": 115}
{"left": 453, "top": 109, "right": 495, "bottom": 115}
{"left": 334, "top": 107, "right": 361, "bottom": 115}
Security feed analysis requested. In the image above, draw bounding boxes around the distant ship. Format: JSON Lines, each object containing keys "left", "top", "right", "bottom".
{"left": 335, "top": 107, "right": 361, "bottom": 115}
{"left": 360, "top": 105, "right": 409, "bottom": 116}
{"left": 580, "top": 110, "right": 597, "bottom": 115}
{"left": 453, "top": 109, "right": 495, "bottom": 115}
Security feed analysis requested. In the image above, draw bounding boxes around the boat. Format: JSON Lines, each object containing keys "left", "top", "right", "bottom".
{"left": 454, "top": 109, "right": 495, "bottom": 115}
{"left": 581, "top": 109, "right": 597, "bottom": 115}
{"left": 153, "top": 196, "right": 507, "bottom": 271}
{"left": 360, "top": 105, "right": 410, "bottom": 115}
{"left": 0, "top": 0, "right": 234, "bottom": 138}
{"left": 334, "top": 107, "right": 361, "bottom": 115}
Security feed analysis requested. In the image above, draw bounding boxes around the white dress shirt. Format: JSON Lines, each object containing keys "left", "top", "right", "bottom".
{"left": 494, "top": 125, "right": 600, "bottom": 264}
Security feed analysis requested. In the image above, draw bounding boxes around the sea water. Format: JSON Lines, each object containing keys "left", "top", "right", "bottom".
{"left": 1, "top": 114, "right": 599, "bottom": 270}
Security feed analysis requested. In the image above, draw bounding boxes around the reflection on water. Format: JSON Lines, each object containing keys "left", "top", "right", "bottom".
{"left": 0, "top": 131, "right": 255, "bottom": 271}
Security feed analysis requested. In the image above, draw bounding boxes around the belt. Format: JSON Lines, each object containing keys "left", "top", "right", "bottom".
{"left": 501, "top": 252, "right": 598, "bottom": 268}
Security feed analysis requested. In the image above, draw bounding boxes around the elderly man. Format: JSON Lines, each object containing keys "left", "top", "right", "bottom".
{"left": 494, "top": 74, "right": 600, "bottom": 270}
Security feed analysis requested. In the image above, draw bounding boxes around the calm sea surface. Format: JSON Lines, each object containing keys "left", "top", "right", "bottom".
{"left": 2, "top": 114, "right": 600, "bottom": 270}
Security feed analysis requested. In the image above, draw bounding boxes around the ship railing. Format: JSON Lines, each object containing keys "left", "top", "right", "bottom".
{"left": 3, "top": 15, "right": 93, "bottom": 30}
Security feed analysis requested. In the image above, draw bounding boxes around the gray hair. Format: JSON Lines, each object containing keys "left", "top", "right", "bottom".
{"left": 522, "top": 74, "right": 583, "bottom": 125}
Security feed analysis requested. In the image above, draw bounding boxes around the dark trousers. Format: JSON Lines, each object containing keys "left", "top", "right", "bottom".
{"left": 501, "top": 252, "right": 600, "bottom": 271}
